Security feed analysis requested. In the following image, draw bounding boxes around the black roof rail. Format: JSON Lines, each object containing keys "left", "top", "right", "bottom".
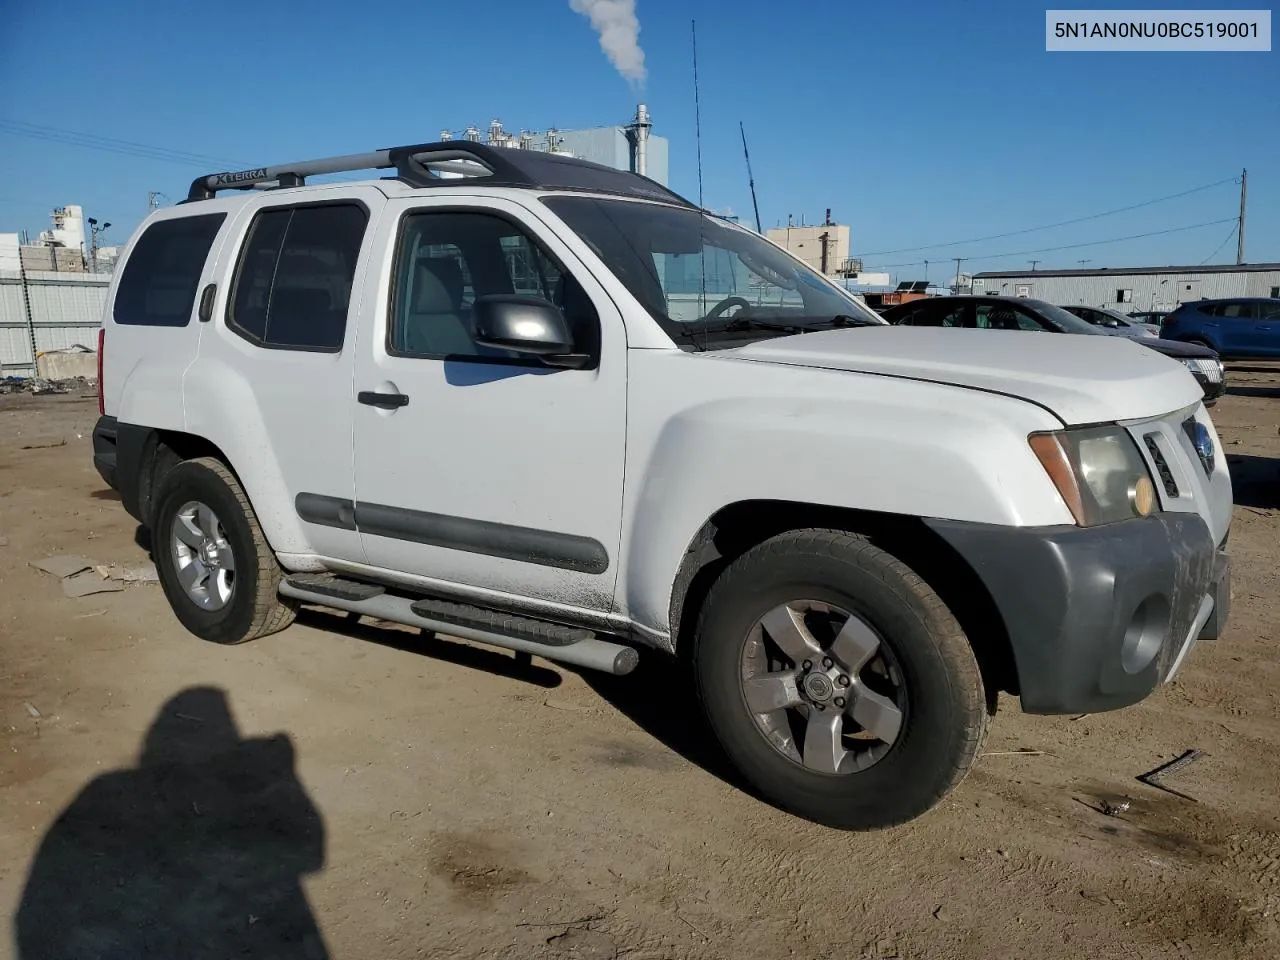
{"left": 186, "top": 141, "right": 691, "bottom": 206}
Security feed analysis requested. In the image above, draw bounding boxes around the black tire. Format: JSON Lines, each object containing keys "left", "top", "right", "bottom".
{"left": 152, "top": 457, "right": 296, "bottom": 645}
{"left": 694, "top": 529, "right": 987, "bottom": 830}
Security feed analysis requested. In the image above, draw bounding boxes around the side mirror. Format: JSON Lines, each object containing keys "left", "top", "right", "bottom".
{"left": 472, "top": 295, "right": 574, "bottom": 357}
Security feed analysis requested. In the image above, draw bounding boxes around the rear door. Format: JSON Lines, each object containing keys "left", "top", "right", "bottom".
{"left": 184, "top": 188, "right": 385, "bottom": 563}
{"left": 1214, "top": 301, "right": 1258, "bottom": 356}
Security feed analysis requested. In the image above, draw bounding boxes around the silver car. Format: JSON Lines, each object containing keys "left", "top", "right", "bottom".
{"left": 1061, "top": 304, "right": 1161, "bottom": 339}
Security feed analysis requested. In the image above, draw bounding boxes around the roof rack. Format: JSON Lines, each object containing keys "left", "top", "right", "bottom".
{"left": 186, "top": 141, "right": 691, "bottom": 206}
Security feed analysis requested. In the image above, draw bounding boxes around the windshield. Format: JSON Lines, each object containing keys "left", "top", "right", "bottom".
{"left": 1028, "top": 300, "right": 1103, "bottom": 335}
{"left": 542, "top": 196, "right": 884, "bottom": 349}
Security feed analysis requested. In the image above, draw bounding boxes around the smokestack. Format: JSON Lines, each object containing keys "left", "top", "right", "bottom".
{"left": 568, "top": 0, "right": 647, "bottom": 87}
{"left": 627, "top": 102, "right": 652, "bottom": 177}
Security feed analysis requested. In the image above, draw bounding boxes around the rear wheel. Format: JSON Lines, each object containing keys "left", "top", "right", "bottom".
{"left": 153, "top": 457, "right": 296, "bottom": 645}
{"left": 694, "top": 529, "right": 987, "bottom": 830}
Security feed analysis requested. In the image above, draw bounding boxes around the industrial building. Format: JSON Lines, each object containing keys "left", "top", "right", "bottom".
{"left": 766, "top": 212, "right": 852, "bottom": 276}
{"left": 441, "top": 104, "right": 669, "bottom": 186}
{"left": 971, "top": 262, "right": 1280, "bottom": 312}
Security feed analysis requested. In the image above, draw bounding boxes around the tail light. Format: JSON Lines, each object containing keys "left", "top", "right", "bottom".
{"left": 96, "top": 326, "right": 105, "bottom": 415}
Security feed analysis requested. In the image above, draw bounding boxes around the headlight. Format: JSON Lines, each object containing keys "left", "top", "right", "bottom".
{"left": 1029, "top": 426, "right": 1157, "bottom": 526}
{"left": 1181, "top": 357, "right": 1223, "bottom": 383}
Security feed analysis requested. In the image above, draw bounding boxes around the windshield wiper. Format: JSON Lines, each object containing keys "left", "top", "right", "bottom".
{"left": 716, "top": 317, "right": 807, "bottom": 334}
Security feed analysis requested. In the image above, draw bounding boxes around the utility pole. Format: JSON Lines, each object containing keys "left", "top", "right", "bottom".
{"left": 953, "top": 257, "right": 967, "bottom": 294}
{"left": 1237, "top": 168, "right": 1247, "bottom": 264}
{"left": 1029, "top": 259, "right": 1040, "bottom": 271}
{"left": 923, "top": 259, "right": 929, "bottom": 283}
{"left": 146, "top": 191, "right": 167, "bottom": 212}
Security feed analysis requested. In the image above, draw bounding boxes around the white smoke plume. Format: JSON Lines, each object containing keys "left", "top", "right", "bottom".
{"left": 569, "top": 0, "right": 647, "bottom": 87}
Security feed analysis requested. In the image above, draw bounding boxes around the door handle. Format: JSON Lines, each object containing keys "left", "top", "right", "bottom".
{"left": 358, "top": 391, "right": 410, "bottom": 409}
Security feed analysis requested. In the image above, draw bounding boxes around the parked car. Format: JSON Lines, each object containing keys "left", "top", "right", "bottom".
{"left": 92, "top": 143, "right": 1231, "bottom": 831}
{"left": 1159, "top": 298, "right": 1280, "bottom": 359}
{"left": 884, "top": 296, "right": 1225, "bottom": 404}
{"left": 1061, "top": 305, "right": 1160, "bottom": 338}
{"left": 1128, "top": 310, "right": 1169, "bottom": 327}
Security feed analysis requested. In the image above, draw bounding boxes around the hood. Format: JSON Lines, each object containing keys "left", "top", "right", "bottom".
{"left": 1140, "top": 337, "right": 1218, "bottom": 359}
{"left": 725, "top": 327, "right": 1203, "bottom": 426}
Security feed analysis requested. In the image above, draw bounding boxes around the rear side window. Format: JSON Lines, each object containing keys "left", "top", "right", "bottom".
{"left": 113, "top": 214, "right": 225, "bottom": 326}
{"left": 229, "top": 203, "right": 368, "bottom": 351}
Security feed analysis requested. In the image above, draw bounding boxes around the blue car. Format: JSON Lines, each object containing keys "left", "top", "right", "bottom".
{"left": 1160, "top": 298, "right": 1280, "bottom": 359}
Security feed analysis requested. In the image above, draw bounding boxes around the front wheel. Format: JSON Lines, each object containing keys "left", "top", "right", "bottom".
{"left": 694, "top": 529, "right": 987, "bottom": 830}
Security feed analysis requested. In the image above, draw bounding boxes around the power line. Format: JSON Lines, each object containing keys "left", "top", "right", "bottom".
{"left": 1200, "top": 223, "right": 1238, "bottom": 265}
{"left": 865, "top": 217, "right": 1237, "bottom": 271}
{"left": 0, "top": 118, "right": 247, "bottom": 169}
{"left": 852, "top": 176, "right": 1240, "bottom": 258}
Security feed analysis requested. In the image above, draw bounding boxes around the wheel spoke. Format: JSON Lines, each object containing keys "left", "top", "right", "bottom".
{"left": 214, "top": 569, "right": 234, "bottom": 604}
{"left": 849, "top": 687, "right": 904, "bottom": 745}
{"left": 174, "top": 514, "right": 204, "bottom": 549}
{"left": 742, "top": 672, "right": 803, "bottom": 714}
{"left": 177, "top": 559, "right": 206, "bottom": 594}
{"left": 801, "top": 707, "right": 846, "bottom": 774}
{"left": 829, "top": 616, "right": 881, "bottom": 674}
{"left": 217, "top": 544, "right": 236, "bottom": 572}
{"left": 760, "top": 604, "right": 822, "bottom": 663}
{"left": 196, "top": 504, "right": 219, "bottom": 539}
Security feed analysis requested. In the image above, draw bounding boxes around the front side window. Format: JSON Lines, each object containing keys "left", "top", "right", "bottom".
{"left": 542, "top": 196, "right": 882, "bottom": 350}
{"left": 113, "top": 214, "right": 225, "bottom": 327}
{"left": 229, "top": 203, "right": 368, "bottom": 351}
{"left": 389, "top": 210, "right": 599, "bottom": 362}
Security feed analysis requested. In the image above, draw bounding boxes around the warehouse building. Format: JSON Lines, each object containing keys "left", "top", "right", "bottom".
{"left": 971, "top": 262, "right": 1280, "bottom": 313}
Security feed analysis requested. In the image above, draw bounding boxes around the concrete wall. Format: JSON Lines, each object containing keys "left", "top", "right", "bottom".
{"left": 0, "top": 271, "right": 109, "bottom": 376}
{"left": 972, "top": 268, "right": 1280, "bottom": 312}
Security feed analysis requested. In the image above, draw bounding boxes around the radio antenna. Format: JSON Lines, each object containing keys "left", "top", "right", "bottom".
{"left": 739, "top": 122, "right": 762, "bottom": 233}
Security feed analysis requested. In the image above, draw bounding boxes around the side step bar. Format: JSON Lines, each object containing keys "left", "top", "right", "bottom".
{"left": 279, "top": 577, "right": 639, "bottom": 676}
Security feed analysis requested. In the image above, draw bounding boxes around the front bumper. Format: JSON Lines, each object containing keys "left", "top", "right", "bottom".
{"left": 926, "top": 513, "right": 1229, "bottom": 715}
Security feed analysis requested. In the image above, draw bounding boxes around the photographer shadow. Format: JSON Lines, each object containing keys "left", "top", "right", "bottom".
{"left": 15, "top": 686, "right": 329, "bottom": 960}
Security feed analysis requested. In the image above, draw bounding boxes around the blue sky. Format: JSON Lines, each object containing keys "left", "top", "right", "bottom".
{"left": 1, "top": 0, "right": 1276, "bottom": 281}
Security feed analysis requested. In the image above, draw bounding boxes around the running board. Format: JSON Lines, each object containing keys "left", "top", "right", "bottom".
{"left": 279, "top": 578, "right": 638, "bottom": 676}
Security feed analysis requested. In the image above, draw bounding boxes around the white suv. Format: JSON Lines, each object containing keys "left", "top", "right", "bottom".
{"left": 92, "top": 143, "right": 1232, "bottom": 829}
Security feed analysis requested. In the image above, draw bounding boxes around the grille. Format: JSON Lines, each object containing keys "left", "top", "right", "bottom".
{"left": 1144, "top": 434, "right": 1178, "bottom": 497}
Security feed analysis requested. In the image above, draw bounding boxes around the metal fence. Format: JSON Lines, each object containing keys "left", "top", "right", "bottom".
{"left": 0, "top": 269, "right": 110, "bottom": 376}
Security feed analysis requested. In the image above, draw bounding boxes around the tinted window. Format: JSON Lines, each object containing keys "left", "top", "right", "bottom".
{"left": 1220, "top": 302, "right": 1256, "bottom": 319}
{"left": 908, "top": 301, "right": 968, "bottom": 327}
{"left": 229, "top": 203, "right": 368, "bottom": 351}
{"left": 390, "top": 211, "right": 599, "bottom": 362}
{"left": 113, "top": 214, "right": 225, "bottom": 326}
{"left": 976, "top": 303, "right": 1044, "bottom": 331}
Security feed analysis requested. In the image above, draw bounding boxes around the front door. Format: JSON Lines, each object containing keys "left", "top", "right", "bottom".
{"left": 350, "top": 197, "right": 627, "bottom": 615}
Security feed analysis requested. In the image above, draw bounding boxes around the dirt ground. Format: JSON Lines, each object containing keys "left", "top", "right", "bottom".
{"left": 1, "top": 368, "right": 1278, "bottom": 960}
